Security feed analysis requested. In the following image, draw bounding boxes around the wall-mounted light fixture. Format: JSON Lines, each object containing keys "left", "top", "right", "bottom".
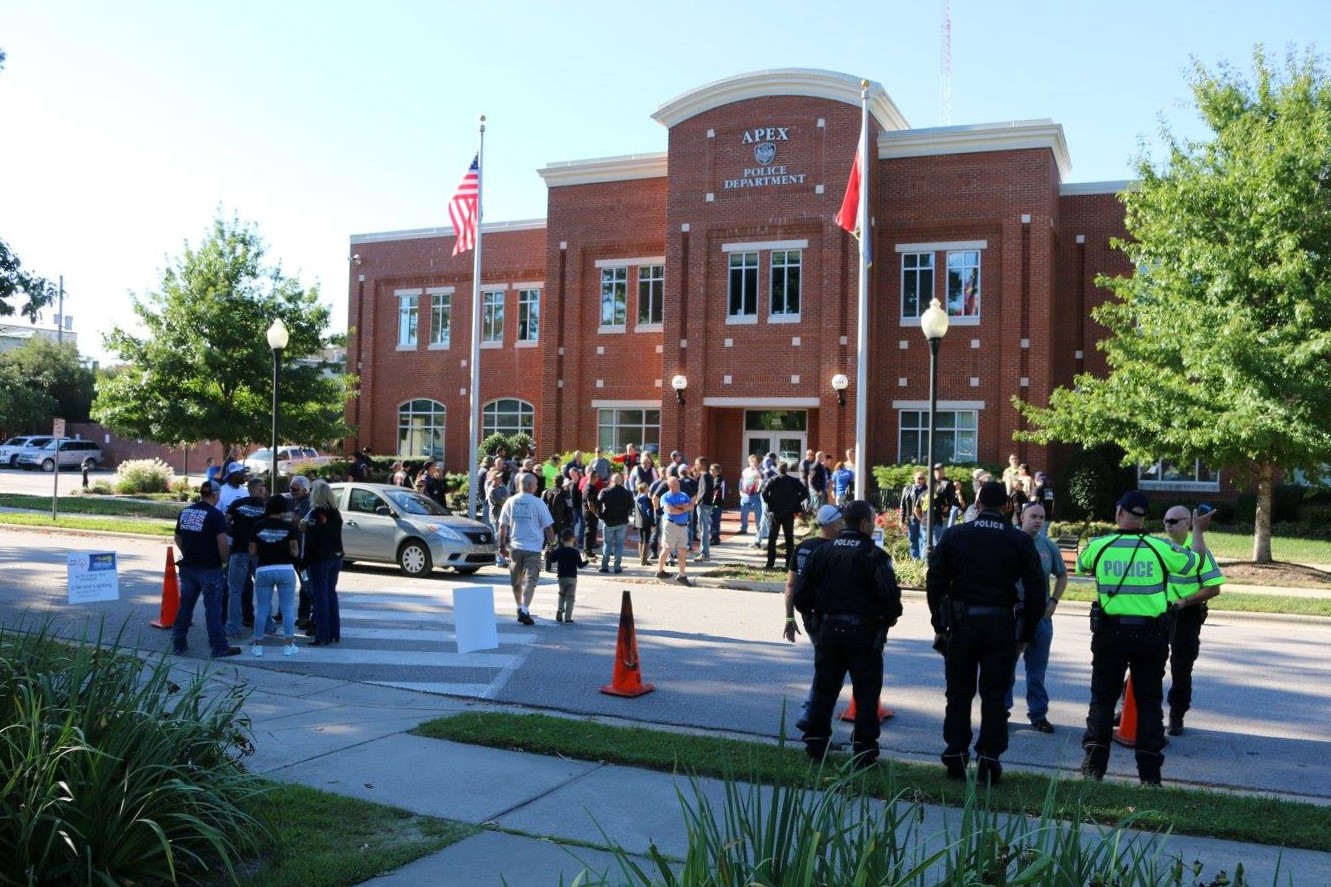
{"left": 351, "top": 253, "right": 362, "bottom": 266}
{"left": 831, "top": 373, "right": 849, "bottom": 407}
{"left": 671, "top": 374, "right": 688, "bottom": 405}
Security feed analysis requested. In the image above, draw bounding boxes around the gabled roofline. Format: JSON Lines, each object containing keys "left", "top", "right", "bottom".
{"left": 537, "top": 152, "right": 668, "bottom": 188}
{"left": 879, "top": 120, "right": 1072, "bottom": 180}
{"left": 350, "top": 218, "right": 546, "bottom": 244}
{"left": 652, "top": 68, "right": 908, "bottom": 131}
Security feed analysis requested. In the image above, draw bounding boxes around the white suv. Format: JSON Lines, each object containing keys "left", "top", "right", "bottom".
{"left": 244, "top": 445, "right": 331, "bottom": 477}
{"left": 16, "top": 439, "right": 104, "bottom": 472}
{"left": 1, "top": 435, "right": 55, "bottom": 468}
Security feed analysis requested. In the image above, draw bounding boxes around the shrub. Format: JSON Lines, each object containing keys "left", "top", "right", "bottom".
{"left": 113, "top": 458, "right": 175, "bottom": 495}
{"left": 0, "top": 621, "right": 266, "bottom": 885}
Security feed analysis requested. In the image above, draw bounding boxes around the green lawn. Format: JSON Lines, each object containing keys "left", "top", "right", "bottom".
{"left": 1058, "top": 585, "right": 1331, "bottom": 616}
{"left": 414, "top": 712, "right": 1331, "bottom": 853}
{"left": 1204, "top": 529, "right": 1331, "bottom": 564}
{"left": 0, "top": 493, "right": 185, "bottom": 519}
{"left": 0, "top": 512, "right": 175, "bottom": 536}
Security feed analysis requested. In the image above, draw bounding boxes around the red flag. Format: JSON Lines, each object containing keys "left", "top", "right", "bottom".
{"left": 448, "top": 154, "right": 479, "bottom": 256}
{"left": 834, "top": 149, "right": 860, "bottom": 235}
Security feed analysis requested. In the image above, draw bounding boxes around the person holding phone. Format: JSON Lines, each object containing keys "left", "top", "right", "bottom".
{"left": 1161, "top": 503, "right": 1225, "bottom": 736}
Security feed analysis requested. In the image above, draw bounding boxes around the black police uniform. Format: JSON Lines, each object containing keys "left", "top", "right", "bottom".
{"left": 926, "top": 508, "right": 1046, "bottom": 778}
{"left": 793, "top": 528, "right": 902, "bottom": 763}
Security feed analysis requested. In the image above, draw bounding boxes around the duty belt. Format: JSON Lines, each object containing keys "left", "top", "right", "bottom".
{"left": 952, "top": 603, "right": 1011, "bottom": 618}
{"left": 1105, "top": 614, "right": 1169, "bottom": 631}
{"left": 823, "top": 613, "right": 868, "bottom": 626}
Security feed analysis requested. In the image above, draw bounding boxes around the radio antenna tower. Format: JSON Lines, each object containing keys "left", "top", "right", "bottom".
{"left": 940, "top": 0, "right": 952, "bottom": 125}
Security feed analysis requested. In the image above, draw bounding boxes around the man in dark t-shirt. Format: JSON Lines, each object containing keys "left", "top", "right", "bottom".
{"left": 173, "top": 481, "right": 240, "bottom": 658}
{"left": 225, "top": 479, "right": 268, "bottom": 635}
{"left": 783, "top": 504, "right": 846, "bottom": 731}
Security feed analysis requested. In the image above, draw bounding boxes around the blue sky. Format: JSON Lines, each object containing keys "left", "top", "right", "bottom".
{"left": 1, "top": 1, "right": 1325, "bottom": 365}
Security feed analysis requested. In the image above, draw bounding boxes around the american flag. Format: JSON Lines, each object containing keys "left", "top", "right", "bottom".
{"left": 448, "top": 154, "right": 479, "bottom": 256}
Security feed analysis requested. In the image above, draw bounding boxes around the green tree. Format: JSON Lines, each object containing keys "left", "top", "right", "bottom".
{"left": 93, "top": 213, "right": 354, "bottom": 457}
{"left": 1016, "top": 47, "right": 1331, "bottom": 563}
{"left": 0, "top": 337, "right": 95, "bottom": 432}
{"left": 1, "top": 238, "right": 56, "bottom": 323}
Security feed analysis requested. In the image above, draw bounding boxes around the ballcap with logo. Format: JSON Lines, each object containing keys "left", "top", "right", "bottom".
{"left": 815, "top": 504, "right": 843, "bottom": 526}
{"left": 1116, "top": 490, "right": 1150, "bottom": 517}
{"left": 224, "top": 461, "right": 248, "bottom": 478}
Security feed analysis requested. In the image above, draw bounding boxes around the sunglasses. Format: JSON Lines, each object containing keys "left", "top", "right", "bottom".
{"left": 1164, "top": 518, "right": 1188, "bottom": 526}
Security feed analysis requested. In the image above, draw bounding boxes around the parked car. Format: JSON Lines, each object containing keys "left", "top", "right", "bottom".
{"left": 244, "top": 445, "right": 332, "bottom": 477}
{"left": 0, "top": 435, "right": 54, "bottom": 468}
{"left": 16, "top": 439, "right": 103, "bottom": 472}
{"left": 329, "top": 482, "right": 497, "bottom": 577}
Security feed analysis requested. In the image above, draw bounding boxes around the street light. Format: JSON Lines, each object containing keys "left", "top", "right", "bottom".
{"left": 266, "top": 318, "right": 290, "bottom": 495}
{"left": 831, "top": 373, "right": 849, "bottom": 407}
{"left": 672, "top": 374, "right": 688, "bottom": 405}
{"left": 921, "top": 298, "right": 949, "bottom": 558}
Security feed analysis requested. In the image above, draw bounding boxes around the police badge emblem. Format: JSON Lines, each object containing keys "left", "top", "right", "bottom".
{"left": 754, "top": 141, "right": 777, "bottom": 165}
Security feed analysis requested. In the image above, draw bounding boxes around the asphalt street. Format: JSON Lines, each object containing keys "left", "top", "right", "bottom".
{"left": 2, "top": 525, "right": 1328, "bottom": 802}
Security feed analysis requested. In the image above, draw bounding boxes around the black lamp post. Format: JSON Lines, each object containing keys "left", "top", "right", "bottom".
{"left": 921, "top": 298, "right": 949, "bottom": 559}
{"left": 266, "top": 318, "right": 290, "bottom": 494}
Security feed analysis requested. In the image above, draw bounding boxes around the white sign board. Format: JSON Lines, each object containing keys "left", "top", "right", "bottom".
{"left": 52, "top": 417, "right": 66, "bottom": 439}
{"left": 452, "top": 586, "right": 499, "bottom": 654}
{"left": 67, "top": 552, "right": 120, "bottom": 604}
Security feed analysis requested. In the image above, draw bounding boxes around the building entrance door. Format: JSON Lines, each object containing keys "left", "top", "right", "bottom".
{"left": 742, "top": 409, "right": 808, "bottom": 470}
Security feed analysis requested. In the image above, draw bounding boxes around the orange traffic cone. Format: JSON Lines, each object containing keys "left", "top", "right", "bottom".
{"left": 1113, "top": 673, "right": 1138, "bottom": 747}
{"left": 601, "top": 590, "right": 654, "bottom": 698}
{"left": 149, "top": 546, "right": 180, "bottom": 630}
{"left": 839, "top": 695, "right": 895, "bottom": 722}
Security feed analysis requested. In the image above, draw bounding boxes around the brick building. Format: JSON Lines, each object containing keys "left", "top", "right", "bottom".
{"left": 345, "top": 69, "right": 1204, "bottom": 495}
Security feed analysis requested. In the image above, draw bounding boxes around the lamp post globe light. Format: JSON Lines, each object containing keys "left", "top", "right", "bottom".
{"left": 920, "top": 298, "right": 949, "bottom": 558}
{"left": 672, "top": 373, "right": 688, "bottom": 405}
{"left": 267, "top": 318, "right": 290, "bottom": 495}
{"left": 831, "top": 373, "right": 849, "bottom": 407}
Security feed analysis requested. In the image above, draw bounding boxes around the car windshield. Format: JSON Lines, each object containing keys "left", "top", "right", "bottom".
{"left": 385, "top": 489, "right": 448, "bottom": 516}
{"left": 250, "top": 448, "right": 272, "bottom": 460}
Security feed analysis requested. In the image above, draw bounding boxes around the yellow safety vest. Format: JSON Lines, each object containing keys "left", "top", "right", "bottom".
{"left": 1077, "top": 532, "right": 1199, "bottom": 617}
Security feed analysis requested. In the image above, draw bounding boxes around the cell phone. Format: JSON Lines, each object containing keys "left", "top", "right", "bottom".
{"left": 1197, "top": 503, "right": 1214, "bottom": 516}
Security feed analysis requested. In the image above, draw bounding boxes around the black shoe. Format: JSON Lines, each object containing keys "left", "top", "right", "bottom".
{"left": 1080, "top": 754, "right": 1105, "bottom": 781}
{"left": 214, "top": 646, "right": 243, "bottom": 658}
{"left": 172, "top": 646, "right": 188, "bottom": 655}
{"left": 598, "top": 567, "right": 609, "bottom": 573}
{"left": 308, "top": 640, "right": 327, "bottom": 647}
{"left": 795, "top": 718, "right": 811, "bottom": 734}
{"left": 851, "top": 752, "right": 878, "bottom": 772}
{"left": 977, "top": 757, "right": 1003, "bottom": 785}
{"left": 1168, "top": 713, "right": 1184, "bottom": 736}
{"left": 1140, "top": 774, "right": 1162, "bottom": 786}
{"left": 613, "top": 566, "right": 623, "bottom": 574}
{"left": 942, "top": 754, "right": 968, "bottom": 780}
{"left": 1031, "top": 718, "right": 1056, "bottom": 734}
{"left": 517, "top": 610, "right": 535, "bottom": 626}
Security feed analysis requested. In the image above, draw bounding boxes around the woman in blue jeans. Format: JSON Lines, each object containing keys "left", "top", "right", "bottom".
{"left": 250, "top": 495, "right": 300, "bottom": 657}
{"left": 302, "top": 480, "right": 344, "bottom": 646}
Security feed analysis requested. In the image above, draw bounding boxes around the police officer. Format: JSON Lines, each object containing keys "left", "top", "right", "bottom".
{"left": 783, "top": 504, "right": 847, "bottom": 733}
{"left": 1162, "top": 505, "right": 1224, "bottom": 736}
{"left": 927, "top": 481, "right": 1046, "bottom": 784}
{"left": 793, "top": 500, "right": 902, "bottom": 768}
{"left": 1077, "top": 491, "right": 1210, "bottom": 785}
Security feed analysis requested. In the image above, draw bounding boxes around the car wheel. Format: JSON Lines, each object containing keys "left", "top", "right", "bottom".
{"left": 397, "top": 540, "right": 433, "bottom": 577}
{"left": 81, "top": 458, "right": 97, "bottom": 471}
{"left": 41, "top": 459, "right": 55, "bottom": 472}
{"left": 454, "top": 566, "right": 481, "bottom": 575}
{"left": 6, "top": 455, "right": 16, "bottom": 468}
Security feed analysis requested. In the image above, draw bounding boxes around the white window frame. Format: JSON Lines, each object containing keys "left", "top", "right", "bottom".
{"left": 482, "top": 398, "right": 535, "bottom": 439}
{"left": 945, "top": 250, "right": 982, "bottom": 324}
{"left": 896, "top": 241, "right": 986, "bottom": 328}
{"left": 516, "top": 287, "right": 540, "bottom": 346}
{"left": 428, "top": 287, "right": 452, "bottom": 349}
{"left": 396, "top": 289, "right": 420, "bottom": 349}
{"left": 597, "top": 407, "right": 661, "bottom": 454}
{"left": 481, "top": 290, "right": 505, "bottom": 348}
{"left": 599, "top": 267, "right": 628, "bottom": 332}
{"left": 899, "top": 252, "right": 934, "bottom": 322}
{"left": 727, "top": 251, "right": 759, "bottom": 323}
{"left": 896, "top": 408, "right": 979, "bottom": 464}
{"left": 769, "top": 249, "right": 801, "bottom": 323}
{"left": 1138, "top": 458, "right": 1221, "bottom": 492}
{"left": 636, "top": 264, "right": 664, "bottom": 331}
{"left": 397, "top": 398, "right": 445, "bottom": 462}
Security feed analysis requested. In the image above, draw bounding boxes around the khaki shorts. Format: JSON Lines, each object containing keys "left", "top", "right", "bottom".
{"left": 661, "top": 521, "right": 689, "bottom": 551}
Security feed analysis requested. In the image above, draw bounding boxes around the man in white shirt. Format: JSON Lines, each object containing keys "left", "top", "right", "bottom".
{"left": 498, "top": 472, "right": 555, "bottom": 625}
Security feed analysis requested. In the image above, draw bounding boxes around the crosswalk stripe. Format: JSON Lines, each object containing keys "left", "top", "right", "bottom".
{"left": 340, "top": 626, "right": 535, "bottom": 644}
{"left": 286, "top": 647, "right": 513, "bottom": 667}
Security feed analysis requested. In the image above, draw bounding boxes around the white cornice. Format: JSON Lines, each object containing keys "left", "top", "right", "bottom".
{"left": 879, "top": 120, "right": 1072, "bottom": 181}
{"left": 537, "top": 152, "right": 668, "bottom": 188}
{"left": 1060, "top": 180, "right": 1135, "bottom": 196}
{"left": 652, "top": 68, "right": 909, "bottom": 132}
{"left": 350, "top": 219, "right": 547, "bottom": 244}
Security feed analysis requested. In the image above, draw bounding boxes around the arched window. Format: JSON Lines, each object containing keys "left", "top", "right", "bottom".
{"left": 482, "top": 398, "right": 534, "bottom": 439}
{"left": 398, "top": 399, "right": 445, "bottom": 461}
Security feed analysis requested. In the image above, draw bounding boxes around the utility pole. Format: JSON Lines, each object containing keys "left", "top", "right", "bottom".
{"left": 57, "top": 275, "right": 65, "bottom": 343}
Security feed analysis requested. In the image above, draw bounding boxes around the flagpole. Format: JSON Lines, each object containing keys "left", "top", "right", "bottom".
{"left": 853, "top": 81, "right": 870, "bottom": 502}
{"left": 467, "top": 115, "right": 486, "bottom": 520}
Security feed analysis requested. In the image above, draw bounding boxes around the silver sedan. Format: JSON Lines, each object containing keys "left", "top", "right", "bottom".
{"left": 329, "top": 482, "right": 497, "bottom": 578}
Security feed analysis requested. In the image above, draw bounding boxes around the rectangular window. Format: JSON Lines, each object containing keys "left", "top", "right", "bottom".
{"left": 429, "top": 290, "right": 451, "bottom": 347}
{"left": 397, "top": 291, "right": 418, "bottom": 347}
{"left": 637, "top": 264, "right": 664, "bottom": 327}
{"left": 769, "top": 250, "right": 801, "bottom": 319}
{"left": 900, "top": 252, "right": 934, "bottom": 319}
{"left": 597, "top": 408, "right": 661, "bottom": 453}
{"left": 1139, "top": 459, "right": 1220, "bottom": 490}
{"left": 728, "top": 251, "right": 758, "bottom": 319}
{"left": 517, "top": 288, "right": 540, "bottom": 342}
{"left": 945, "top": 251, "right": 981, "bottom": 318}
{"left": 897, "top": 410, "right": 978, "bottom": 464}
{"left": 482, "top": 291, "right": 504, "bottom": 344}
{"left": 600, "top": 268, "right": 628, "bottom": 329}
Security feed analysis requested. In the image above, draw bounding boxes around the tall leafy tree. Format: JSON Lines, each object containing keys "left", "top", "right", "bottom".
{"left": 1017, "top": 47, "right": 1331, "bottom": 562}
{"left": 0, "top": 337, "right": 95, "bottom": 434}
{"left": 93, "top": 213, "right": 354, "bottom": 458}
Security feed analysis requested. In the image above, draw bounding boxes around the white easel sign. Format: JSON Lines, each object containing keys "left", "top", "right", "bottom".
{"left": 67, "top": 552, "right": 120, "bottom": 604}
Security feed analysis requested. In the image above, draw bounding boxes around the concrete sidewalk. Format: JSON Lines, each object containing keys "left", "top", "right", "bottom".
{"left": 203, "top": 662, "right": 1331, "bottom": 887}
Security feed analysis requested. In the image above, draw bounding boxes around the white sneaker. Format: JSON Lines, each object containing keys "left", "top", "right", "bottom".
{"left": 283, "top": 643, "right": 298, "bottom": 657}
{"left": 251, "top": 644, "right": 263, "bottom": 658}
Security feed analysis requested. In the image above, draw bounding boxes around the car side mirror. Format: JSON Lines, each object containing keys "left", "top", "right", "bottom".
{"left": 375, "top": 505, "right": 392, "bottom": 517}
